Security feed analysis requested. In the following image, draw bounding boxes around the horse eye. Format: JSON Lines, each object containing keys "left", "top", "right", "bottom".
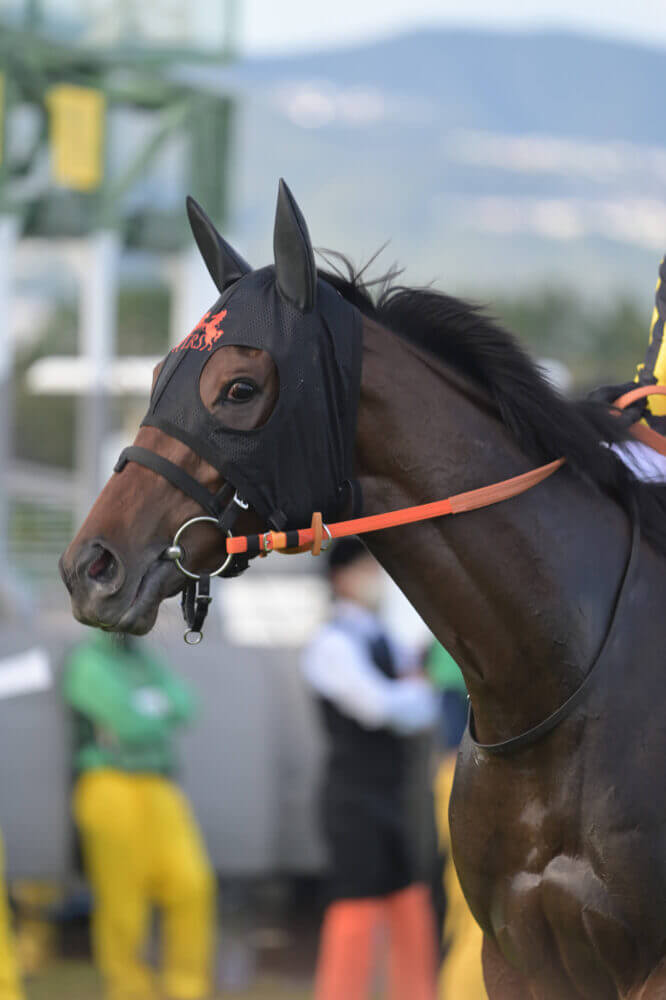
{"left": 223, "top": 380, "right": 257, "bottom": 403}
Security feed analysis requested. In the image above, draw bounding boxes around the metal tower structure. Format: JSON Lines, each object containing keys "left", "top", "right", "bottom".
{"left": 0, "top": 0, "right": 239, "bottom": 559}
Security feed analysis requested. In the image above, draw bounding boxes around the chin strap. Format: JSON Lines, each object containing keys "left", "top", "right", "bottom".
{"left": 181, "top": 574, "right": 212, "bottom": 645}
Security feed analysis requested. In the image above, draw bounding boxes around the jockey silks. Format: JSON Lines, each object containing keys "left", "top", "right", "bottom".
{"left": 637, "top": 255, "right": 666, "bottom": 432}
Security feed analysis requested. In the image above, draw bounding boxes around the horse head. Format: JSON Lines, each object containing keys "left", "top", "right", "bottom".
{"left": 60, "top": 180, "right": 362, "bottom": 634}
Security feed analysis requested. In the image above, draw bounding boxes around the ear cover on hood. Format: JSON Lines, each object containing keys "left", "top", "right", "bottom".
{"left": 273, "top": 178, "right": 317, "bottom": 312}
{"left": 186, "top": 195, "right": 251, "bottom": 292}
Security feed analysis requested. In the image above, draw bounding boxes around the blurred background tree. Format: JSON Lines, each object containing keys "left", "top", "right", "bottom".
{"left": 493, "top": 290, "right": 649, "bottom": 388}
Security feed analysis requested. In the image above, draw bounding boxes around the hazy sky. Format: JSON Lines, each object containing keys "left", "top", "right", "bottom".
{"left": 240, "top": 0, "right": 666, "bottom": 54}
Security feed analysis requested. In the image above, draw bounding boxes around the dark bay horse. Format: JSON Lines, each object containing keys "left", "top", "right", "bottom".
{"left": 61, "top": 182, "right": 666, "bottom": 999}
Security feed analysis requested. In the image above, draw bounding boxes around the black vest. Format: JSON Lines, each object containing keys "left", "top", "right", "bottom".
{"left": 319, "top": 629, "right": 407, "bottom": 792}
{"left": 317, "top": 625, "right": 418, "bottom": 898}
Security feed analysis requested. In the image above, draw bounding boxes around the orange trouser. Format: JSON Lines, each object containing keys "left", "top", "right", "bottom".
{"left": 0, "top": 833, "right": 25, "bottom": 1000}
{"left": 74, "top": 770, "right": 215, "bottom": 1000}
{"left": 315, "top": 883, "right": 437, "bottom": 1000}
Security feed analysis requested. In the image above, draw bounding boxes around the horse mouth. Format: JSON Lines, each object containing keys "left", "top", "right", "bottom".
{"left": 118, "top": 560, "right": 184, "bottom": 633}
{"left": 74, "top": 559, "right": 183, "bottom": 635}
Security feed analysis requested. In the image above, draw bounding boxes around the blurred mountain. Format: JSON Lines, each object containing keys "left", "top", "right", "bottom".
{"left": 237, "top": 28, "right": 664, "bottom": 142}
{"left": 177, "top": 28, "right": 666, "bottom": 303}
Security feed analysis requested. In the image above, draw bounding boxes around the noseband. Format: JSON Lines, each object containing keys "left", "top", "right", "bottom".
{"left": 114, "top": 445, "right": 251, "bottom": 643}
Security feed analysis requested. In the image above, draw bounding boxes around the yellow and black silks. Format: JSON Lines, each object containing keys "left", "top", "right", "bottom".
{"left": 636, "top": 256, "right": 666, "bottom": 430}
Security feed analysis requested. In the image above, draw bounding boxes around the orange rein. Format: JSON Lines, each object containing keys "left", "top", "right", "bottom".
{"left": 226, "top": 384, "right": 666, "bottom": 558}
{"left": 614, "top": 384, "right": 666, "bottom": 458}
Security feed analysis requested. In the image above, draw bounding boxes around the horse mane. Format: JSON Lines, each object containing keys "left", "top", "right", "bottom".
{"left": 318, "top": 257, "right": 666, "bottom": 557}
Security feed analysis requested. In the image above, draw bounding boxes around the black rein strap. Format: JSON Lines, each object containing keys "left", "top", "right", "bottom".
{"left": 115, "top": 446, "right": 234, "bottom": 521}
{"left": 467, "top": 500, "right": 641, "bottom": 756}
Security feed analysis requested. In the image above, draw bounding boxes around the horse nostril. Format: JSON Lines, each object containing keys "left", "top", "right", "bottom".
{"left": 87, "top": 546, "right": 118, "bottom": 584}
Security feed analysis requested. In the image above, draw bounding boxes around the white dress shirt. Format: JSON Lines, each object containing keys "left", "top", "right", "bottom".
{"left": 301, "top": 600, "right": 438, "bottom": 735}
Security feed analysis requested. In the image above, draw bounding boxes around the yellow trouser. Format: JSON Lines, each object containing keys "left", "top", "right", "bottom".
{"left": 0, "top": 834, "right": 25, "bottom": 1000}
{"left": 434, "top": 755, "right": 487, "bottom": 1000}
{"left": 74, "top": 770, "right": 215, "bottom": 1000}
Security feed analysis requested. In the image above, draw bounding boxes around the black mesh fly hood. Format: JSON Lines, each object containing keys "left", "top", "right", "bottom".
{"left": 139, "top": 180, "right": 363, "bottom": 530}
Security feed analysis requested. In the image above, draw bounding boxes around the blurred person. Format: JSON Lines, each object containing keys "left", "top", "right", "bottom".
{"left": 591, "top": 253, "right": 666, "bottom": 481}
{"left": 62, "top": 633, "right": 214, "bottom": 1000}
{"left": 426, "top": 643, "right": 486, "bottom": 1000}
{"left": 0, "top": 833, "right": 25, "bottom": 1000}
{"left": 302, "top": 538, "right": 439, "bottom": 1000}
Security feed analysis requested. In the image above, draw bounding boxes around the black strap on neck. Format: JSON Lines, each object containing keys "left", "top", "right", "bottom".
{"left": 115, "top": 446, "right": 233, "bottom": 522}
{"left": 467, "top": 501, "right": 640, "bottom": 757}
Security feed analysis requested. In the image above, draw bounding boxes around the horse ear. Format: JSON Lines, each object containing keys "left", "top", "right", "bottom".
{"left": 186, "top": 195, "right": 251, "bottom": 293}
{"left": 273, "top": 178, "right": 316, "bottom": 312}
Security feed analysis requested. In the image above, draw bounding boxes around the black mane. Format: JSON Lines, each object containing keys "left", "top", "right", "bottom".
{"left": 319, "top": 261, "right": 666, "bottom": 557}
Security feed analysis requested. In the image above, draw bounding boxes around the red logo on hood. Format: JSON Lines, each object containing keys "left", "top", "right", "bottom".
{"left": 173, "top": 308, "right": 227, "bottom": 352}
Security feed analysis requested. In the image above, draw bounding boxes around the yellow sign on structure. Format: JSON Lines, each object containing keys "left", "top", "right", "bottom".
{"left": 47, "top": 84, "right": 105, "bottom": 191}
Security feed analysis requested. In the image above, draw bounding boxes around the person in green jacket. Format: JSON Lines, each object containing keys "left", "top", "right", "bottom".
{"left": 62, "top": 634, "right": 215, "bottom": 1000}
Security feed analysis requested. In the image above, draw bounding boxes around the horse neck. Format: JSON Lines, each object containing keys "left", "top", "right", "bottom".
{"left": 355, "top": 318, "right": 630, "bottom": 744}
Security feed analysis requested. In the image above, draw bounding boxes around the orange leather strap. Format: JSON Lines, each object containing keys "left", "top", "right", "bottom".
{"left": 614, "top": 384, "right": 666, "bottom": 410}
{"left": 614, "top": 385, "right": 666, "bottom": 458}
{"left": 627, "top": 421, "right": 666, "bottom": 458}
{"left": 226, "top": 458, "right": 565, "bottom": 555}
{"left": 225, "top": 385, "right": 666, "bottom": 558}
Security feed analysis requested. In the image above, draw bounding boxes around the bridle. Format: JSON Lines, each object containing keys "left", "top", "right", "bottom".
{"left": 116, "top": 385, "right": 666, "bottom": 717}
{"left": 116, "top": 435, "right": 567, "bottom": 643}
{"left": 114, "top": 445, "right": 252, "bottom": 643}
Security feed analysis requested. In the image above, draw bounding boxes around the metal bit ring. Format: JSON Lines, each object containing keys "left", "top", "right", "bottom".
{"left": 167, "top": 516, "right": 233, "bottom": 580}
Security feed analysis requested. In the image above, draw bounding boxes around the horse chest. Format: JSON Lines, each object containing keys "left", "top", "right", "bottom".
{"left": 484, "top": 855, "right": 641, "bottom": 998}
{"left": 450, "top": 728, "right": 664, "bottom": 998}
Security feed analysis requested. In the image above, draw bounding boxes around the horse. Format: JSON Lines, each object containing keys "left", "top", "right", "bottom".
{"left": 60, "top": 181, "right": 666, "bottom": 999}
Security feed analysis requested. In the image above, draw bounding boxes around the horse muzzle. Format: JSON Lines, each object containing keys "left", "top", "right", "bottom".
{"left": 59, "top": 539, "right": 182, "bottom": 634}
